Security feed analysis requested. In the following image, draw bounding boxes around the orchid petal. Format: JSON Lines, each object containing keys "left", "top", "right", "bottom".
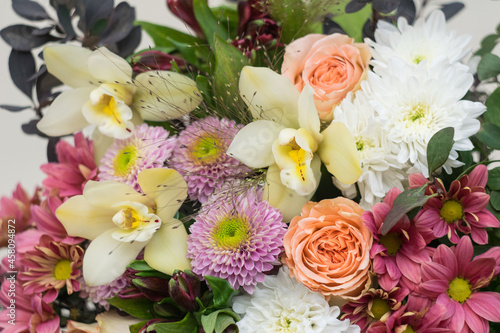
{"left": 239, "top": 66, "right": 299, "bottom": 128}
{"left": 43, "top": 45, "right": 94, "bottom": 88}
{"left": 298, "top": 85, "right": 321, "bottom": 142}
{"left": 227, "top": 120, "right": 284, "bottom": 168}
{"left": 55, "top": 195, "right": 116, "bottom": 240}
{"left": 318, "top": 121, "right": 361, "bottom": 184}
{"left": 37, "top": 87, "right": 93, "bottom": 137}
{"left": 144, "top": 219, "right": 191, "bottom": 275}
{"left": 97, "top": 310, "right": 142, "bottom": 333}
{"left": 133, "top": 71, "right": 202, "bottom": 121}
{"left": 87, "top": 47, "right": 132, "bottom": 84}
{"left": 82, "top": 180, "right": 154, "bottom": 209}
{"left": 137, "top": 168, "right": 187, "bottom": 222}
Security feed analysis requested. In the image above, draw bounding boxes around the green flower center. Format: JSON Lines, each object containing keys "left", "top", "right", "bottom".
{"left": 113, "top": 145, "right": 137, "bottom": 177}
{"left": 54, "top": 259, "right": 72, "bottom": 281}
{"left": 379, "top": 232, "right": 403, "bottom": 256}
{"left": 401, "top": 326, "right": 416, "bottom": 333}
{"left": 371, "top": 298, "right": 391, "bottom": 320}
{"left": 413, "top": 55, "right": 425, "bottom": 64}
{"left": 213, "top": 217, "right": 249, "bottom": 249}
{"left": 405, "top": 103, "right": 429, "bottom": 123}
{"left": 448, "top": 277, "right": 472, "bottom": 303}
{"left": 440, "top": 200, "right": 463, "bottom": 223}
{"left": 191, "top": 136, "right": 222, "bottom": 164}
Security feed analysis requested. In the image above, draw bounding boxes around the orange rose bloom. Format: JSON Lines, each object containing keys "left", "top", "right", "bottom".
{"left": 283, "top": 197, "right": 372, "bottom": 303}
{"left": 281, "top": 34, "right": 371, "bottom": 121}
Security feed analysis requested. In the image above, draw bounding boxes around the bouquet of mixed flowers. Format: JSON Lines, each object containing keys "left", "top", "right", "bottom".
{"left": 2, "top": 0, "right": 500, "bottom": 331}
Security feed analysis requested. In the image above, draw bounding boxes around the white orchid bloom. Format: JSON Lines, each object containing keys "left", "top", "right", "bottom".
{"left": 56, "top": 168, "right": 190, "bottom": 286}
{"left": 227, "top": 66, "right": 361, "bottom": 200}
{"left": 38, "top": 45, "right": 202, "bottom": 139}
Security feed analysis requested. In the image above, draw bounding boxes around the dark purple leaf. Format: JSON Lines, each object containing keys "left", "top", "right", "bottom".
{"left": 47, "top": 137, "right": 61, "bottom": 162}
{"left": 31, "top": 26, "right": 54, "bottom": 36}
{"left": 323, "top": 16, "right": 347, "bottom": 35}
{"left": 22, "top": 119, "right": 48, "bottom": 137}
{"left": 12, "top": 0, "right": 51, "bottom": 21}
{"left": 116, "top": 25, "right": 142, "bottom": 58}
{"left": 362, "top": 19, "right": 376, "bottom": 40}
{"left": 345, "top": 0, "right": 367, "bottom": 13}
{"left": 36, "top": 66, "right": 62, "bottom": 107}
{"left": 372, "top": 0, "right": 400, "bottom": 14}
{"left": 56, "top": 4, "right": 76, "bottom": 36}
{"left": 1, "top": 24, "right": 57, "bottom": 51}
{"left": 440, "top": 2, "right": 465, "bottom": 20}
{"left": 9, "top": 50, "right": 36, "bottom": 99}
{"left": 99, "top": 2, "right": 135, "bottom": 45}
{"left": 75, "top": 0, "right": 114, "bottom": 33}
{"left": 49, "top": 0, "right": 76, "bottom": 10}
{"left": 396, "top": 0, "right": 416, "bottom": 24}
{"left": 0, "top": 105, "right": 31, "bottom": 112}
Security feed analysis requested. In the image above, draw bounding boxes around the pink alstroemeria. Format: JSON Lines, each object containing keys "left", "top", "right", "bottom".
{"left": 40, "top": 132, "right": 98, "bottom": 198}
{"left": 362, "top": 188, "right": 433, "bottom": 291}
{"left": 417, "top": 236, "right": 500, "bottom": 332}
{"left": 410, "top": 165, "right": 500, "bottom": 244}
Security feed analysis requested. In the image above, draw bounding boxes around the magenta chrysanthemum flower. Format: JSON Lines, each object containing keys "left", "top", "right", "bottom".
{"left": 19, "top": 235, "right": 84, "bottom": 303}
{"left": 99, "top": 123, "right": 176, "bottom": 191}
{"left": 169, "top": 116, "right": 252, "bottom": 203}
{"left": 187, "top": 188, "right": 286, "bottom": 293}
{"left": 362, "top": 188, "right": 433, "bottom": 292}
{"left": 79, "top": 275, "right": 129, "bottom": 310}
{"left": 417, "top": 236, "right": 500, "bottom": 332}
{"left": 410, "top": 165, "right": 500, "bottom": 244}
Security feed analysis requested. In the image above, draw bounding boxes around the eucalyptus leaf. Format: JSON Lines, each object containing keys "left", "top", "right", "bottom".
{"left": 205, "top": 275, "right": 238, "bottom": 309}
{"left": 345, "top": 0, "right": 367, "bottom": 13}
{"left": 116, "top": 25, "right": 142, "bottom": 58}
{"left": 193, "top": 0, "right": 228, "bottom": 48}
{"left": 488, "top": 167, "right": 500, "bottom": 191}
{"left": 477, "top": 53, "right": 500, "bottom": 81}
{"left": 9, "top": 50, "right": 36, "bottom": 99}
{"left": 426, "top": 127, "right": 455, "bottom": 177}
{"left": 153, "top": 313, "right": 198, "bottom": 333}
{"left": 47, "top": 137, "right": 61, "bottom": 163}
{"left": 490, "top": 191, "right": 500, "bottom": 211}
{"left": 13, "top": 0, "right": 51, "bottom": 21}
{"left": 474, "top": 34, "right": 499, "bottom": 57}
{"left": 381, "top": 185, "right": 436, "bottom": 235}
{"left": 477, "top": 123, "right": 500, "bottom": 150}
{"left": 107, "top": 296, "right": 156, "bottom": 319}
{"left": 484, "top": 87, "right": 500, "bottom": 127}
{"left": 75, "top": 0, "right": 114, "bottom": 33}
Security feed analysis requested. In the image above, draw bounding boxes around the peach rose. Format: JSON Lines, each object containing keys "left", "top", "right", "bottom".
{"left": 282, "top": 33, "right": 371, "bottom": 120}
{"left": 283, "top": 197, "right": 372, "bottom": 303}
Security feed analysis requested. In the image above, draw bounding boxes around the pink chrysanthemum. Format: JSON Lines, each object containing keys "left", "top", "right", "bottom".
{"left": 362, "top": 188, "right": 433, "bottom": 292}
{"left": 341, "top": 287, "right": 407, "bottom": 332}
{"left": 169, "top": 116, "right": 252, "bottom": 203}
{"left": 187, "top": 188, "right": 286, "bottom": 293}
{"left": 79, "top": 275, "right": 129, "bottom": 310}
{"left": 41, "top": 132, "right": 97, "bottom": 197}
{"left": 410, "top": 165, "right": 500, "bottom": 244}
{"left": 19, "top": 235, "right": 84, "bottom": 303}
{"left": 99, "top": 123, "right": 176, "bottom": 191}
{"left": 417, "top": 236, "right": 500, "bottom": 332}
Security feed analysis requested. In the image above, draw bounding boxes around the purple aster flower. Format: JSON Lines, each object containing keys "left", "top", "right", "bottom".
{"left": 169, "top": 116, "right": 252, "bottom": 203}
{"left": 99, "top": 123, "right": 176, "bottom": 191}
{"left": 79, "top": 275, "right": 128, "bottom": 310}
{"left": 187, "top": 188, "right": 286, "bottom": 293}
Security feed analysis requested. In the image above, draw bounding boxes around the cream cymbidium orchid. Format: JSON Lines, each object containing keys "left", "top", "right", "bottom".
{"left": 55, "top": 168, "right": 190, "bottom": 286}
{"left": 37, "top": 45, "right": 202, "bottom": 139}
{"left": 227, "top": 66, "right": 361, "bottom": 212}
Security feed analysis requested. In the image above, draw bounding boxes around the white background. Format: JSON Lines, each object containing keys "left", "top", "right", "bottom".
{"left": 1, "top": 0, "right": 500, "bottom": 197}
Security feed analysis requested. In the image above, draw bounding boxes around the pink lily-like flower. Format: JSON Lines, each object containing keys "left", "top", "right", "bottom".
{"left": 410, "top": 164, "right": 500, "bottom": 244}
{"left": 417, "top": 236, "right": 500, "bottom": 332}
{"left": 362, "top": 188, "right": 433, "bottom": 291}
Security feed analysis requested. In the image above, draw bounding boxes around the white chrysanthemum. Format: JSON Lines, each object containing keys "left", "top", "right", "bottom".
{"left": 367, "top": 58, "right": 485, "bottom": 177}
{"left": 232, "top": 267, "right": 360, "bottom": 333}
{"left": 367, "top": 10, "right": 471, "bottom": 68}
{"left": 332, "top": 91, "right": 406, "bottom": 209}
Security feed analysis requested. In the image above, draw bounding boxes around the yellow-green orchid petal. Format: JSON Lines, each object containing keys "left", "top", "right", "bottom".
{"left": 43, "top": 45, "right": 95, "bottom": 88}
{"left": 97, "top": 310, "right": 142, "bottom": 333}
{"left": 239, "top": 66, "right": 300, "bottom": 128}
{"left": 82, "top": 180, "right": 154, "bottom": 209}
{"left": 298, "top": 85, "right": 322, "bottom": 143}
{"left": 318, "top": 121, "right": 362, "bottom": 185}
{"left": 87, "top": 47, "right": 133, "bottom": 84}
{"left": 144, "top": 219, "right": 191, "bottom": 275}
{"left": 132, "top": 71, "right": 202, "bottom": 121}
{"left": 137, "top": 168, "right": 187, "bottom": 222}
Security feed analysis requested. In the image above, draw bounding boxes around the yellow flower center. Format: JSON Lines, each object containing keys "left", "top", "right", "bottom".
{"left": 440, "top": 200, "right": 463, "bottom": 223}
{"left": 402, "top": 326, "right": 416, "bottom": 333}
{"left": 371, "top": 298, "right": 391, "bottom": 320}
{"left": 112, "top": 201, "right": 162, "bottom": 243}
{"left": 379, "top": 232, "right": 403, "bottom": 256}
{"left": 121, "top": 208, "right": 143, "bottom": 230}
{"left": 448, "top": 277, "right": 472, "bottom": 303}
{"left": 212, "top": 217, "right": 249, "bottom": 249}
{"left": 289, "top": 147, "right": 308, "bottom": 182}
{"left": 191, "top": 136, "right": 222, "bottom": 164}
{"left": 54, "top": 259, "right": 72, "bottom": 281}
{"left": 413, "top": 55, "right": 425, "bottom": 64}
{"left": 405, "top": 103, "right": 429, "bottom": 123}
{"left": 113, "top": 145, "right": 137, "bottom": 177}
{"left": 95, "top": 94, "right": 124, "bottom": 125}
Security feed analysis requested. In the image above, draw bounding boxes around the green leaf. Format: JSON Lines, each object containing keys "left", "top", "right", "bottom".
{"left": 204, "top": 275, "right": 238, "bottom": 309}
{"left": 136, "top": 21, "right": 202, "bottom": 48}
{"left": 381, "top": 185, "right": 436, "bottom": 235}
{"left": 426, "top": 127, "right": 455, "bottom": 177}
{"left": 196, "top": 75, "right": 215, "bottom": 108}
{"left": 475, "top": 34, "right": 499, "bottom": 56}
{"left": 477, "top": 53, "right": 500, "bottom": 81}
{"left": 332, "top": 3, "right": 372, "bottom": 43}
{"left": 477, "top": 122, "right": 500, "bottom": 150}
{"left": 485, "top": 87, "right": 500, "bottom": 127}
{"left": 488, "top": 167, "right": 500, "bottom": 191}
{"left": 490, "top": 191, "right": 500, "bottom": 211}
{"left": 153, "top": 313, "right": 198, "bottom": 333}
{"left": 128, "top": 259, "right": 155, "bottom": 271}
{"left": 211, "top": 6, "right": 239, "bottom": 38}
{"left": 201, "top": 309, "right": 240, "bottom": 333}
{"left": 193, "top": 0, "right": 228, "bottom": 48}
{"left": 213, "top": 34, "right": 249, "bottom": 118}
{"left": 129, "top": 321, "right": 148, "bottom": 333}
{"left": 107, "top": 296, "right": 155, "bottom": 319}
